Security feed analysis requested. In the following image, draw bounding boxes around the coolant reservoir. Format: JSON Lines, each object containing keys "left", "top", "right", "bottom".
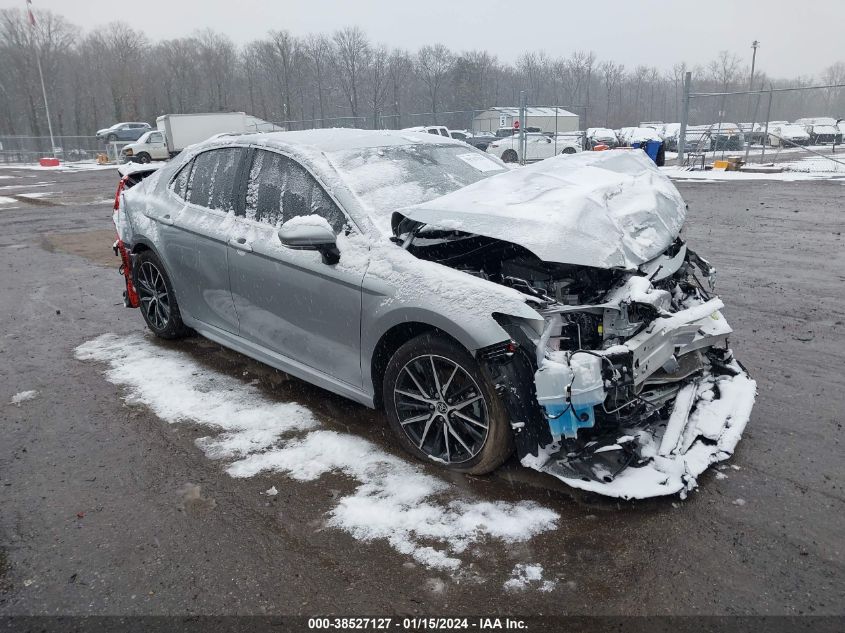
{"left": 534, "top": 353, "right": 605, "bottom": 439}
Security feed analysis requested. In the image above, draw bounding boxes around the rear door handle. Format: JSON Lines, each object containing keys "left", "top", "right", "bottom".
{"left": 228, "top": 237, "right": 253, "bottom": 253}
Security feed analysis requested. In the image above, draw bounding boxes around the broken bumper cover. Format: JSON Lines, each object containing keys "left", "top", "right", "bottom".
{"left": 522, "top": 356, "right": 756, "bottom": 499}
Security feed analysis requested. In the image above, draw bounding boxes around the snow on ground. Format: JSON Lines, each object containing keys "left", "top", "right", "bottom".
{"left": 503, "top": 563, "right": 556, "bottom": 592}
{"left": 10, "top": 390, "right": 38, "bottom": 405}
{"left": 0, "top": 161, "right": 115, "bottom": 172}
{"left": 75, "top": 333, "right": 560, "bottom": 573}
{"left": 663, "top": 164, "right": 845, "bottom": 182}
{"left": 0, "top": 196, "right": 16, "bottom": 204}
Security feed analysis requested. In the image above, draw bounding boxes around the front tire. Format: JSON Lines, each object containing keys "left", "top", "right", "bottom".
{"left": 136, "top": 152, "right": 151, "bottom": 164}
{"left": 561, "top": 147, "right": 577, "bottom": 155}
{"left": 383, "top": 333, "right": 513, "bottom": 474}
{"left": 501, "top": 149, "right": 518, "bottom": 163}
{"left": 106, "top": 133, "right": 117, "bottom": 143}
{"left": 133, "top": 250, "right": 190, "bottom": 339}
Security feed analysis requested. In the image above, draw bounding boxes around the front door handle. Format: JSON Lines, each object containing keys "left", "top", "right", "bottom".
{"left": 159, "top": 214, "right": 174, "bottom": 226}
{"left": 228, "top": 237, "right": 253, "bottom": 253}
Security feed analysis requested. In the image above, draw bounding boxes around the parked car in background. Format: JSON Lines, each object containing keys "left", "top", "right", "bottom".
{"left": 402, "top": 125, "right": 451, "bottom": 137}
{"left": 638, "top": 121, "right": 665, "bottom": 137}
{"left": 794, "top": 117, "right": 843, "bottom": 144}
{"left": 683, "top": 126, "right": 713, "bottom": 152}
{"left": 448, "top": 129, "right": 473, "bottom": 141}
{"left": 486, "top": 132, "right": 581, "bottom": 162}
{"left": 96, "top": 122, "right": 152, "bottom": 143}
{"left": 709, "top": 123, "right": 744, "bottom": 151}
{"left": 465, "top": 132, "right": 496, "bottom": 151}
{"left": 112, "top": 128, "right": 755, "bottom": 498}
{"left": 617, "top": 126, "right": 662, "bottom": 146}
{"left": 120, "top": 130, "right": 170, "bottom": 163}
{"left": 767, "top": 123, "right": 811, "bottom": 147}
{"left": 586, "top": 127, "right": 619, "bottom": 148}
{"left": 495, "top": 126, "right": 541, "bottom": 137}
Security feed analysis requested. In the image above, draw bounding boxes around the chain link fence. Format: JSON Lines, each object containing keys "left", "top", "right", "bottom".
{"left": 0, "top": 134, "right": 107, "bottom": 164}
{"left": 677, "top": 73, "right": 845, "bottom": 169}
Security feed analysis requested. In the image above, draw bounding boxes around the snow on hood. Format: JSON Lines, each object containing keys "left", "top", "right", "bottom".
{"left": 400, "top": 150, "right": 687, "bottom": 270}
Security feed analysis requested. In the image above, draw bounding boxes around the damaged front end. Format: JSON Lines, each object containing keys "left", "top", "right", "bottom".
{"left": 401, "top": 221, "right": 756, "bottom": 499}
{"left": 517, "top": 242, "right": 755, "bottom": 499}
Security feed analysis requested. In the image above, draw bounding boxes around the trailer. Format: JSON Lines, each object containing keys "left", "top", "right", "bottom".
{"left": 156, "top": 112, "right": 250, "bottom": 157}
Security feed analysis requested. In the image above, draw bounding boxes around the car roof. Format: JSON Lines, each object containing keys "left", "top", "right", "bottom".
{"left": 219, "top": 128, "right": 462, "bottom": 154}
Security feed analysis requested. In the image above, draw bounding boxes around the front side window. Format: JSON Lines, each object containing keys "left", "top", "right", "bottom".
{"left": 244, "top": 150, "right": 346, "bottom": 233}
{"left": 187, "top": 147, "right": 244, "bottom": 212}
{"left": 149, "top": 133, "right": 163, "bottom": 143}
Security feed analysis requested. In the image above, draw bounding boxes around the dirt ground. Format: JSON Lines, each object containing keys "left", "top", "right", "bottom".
{"left": 0, "top": 165, "right": 842, "bottom": 624}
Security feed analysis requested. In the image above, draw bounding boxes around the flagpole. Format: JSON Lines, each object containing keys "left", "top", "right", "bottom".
{"left": 27, "top": 0, "right": 56, "bottom": 155}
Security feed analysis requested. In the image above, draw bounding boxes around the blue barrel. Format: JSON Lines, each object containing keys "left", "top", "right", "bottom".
{"left": 632, "top": 140, "right": 662, "bottom": 162}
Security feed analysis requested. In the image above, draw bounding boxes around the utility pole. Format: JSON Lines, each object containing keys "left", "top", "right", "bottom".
{"left": 745, "top": 40, "right": 760, "bottom": 125}
{"left": 677, "top": 72, "right": 691, "bottom": 166}
{"left": 518, "top": 91, "right": 527, "bottom": 165}
{"left": 26, "top": 1, "right": 56, "bottom": 156}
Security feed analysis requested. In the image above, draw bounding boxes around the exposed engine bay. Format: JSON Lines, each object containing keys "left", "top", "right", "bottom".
{"left": 396, "top": 219, "right": 757, "bottom": 499}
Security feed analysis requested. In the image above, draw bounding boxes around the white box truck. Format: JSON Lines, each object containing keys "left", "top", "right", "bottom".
{"left": 156, "top": 112, "right": 249, "bottom": 157}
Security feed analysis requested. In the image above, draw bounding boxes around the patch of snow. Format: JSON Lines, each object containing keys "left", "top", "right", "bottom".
{"left": 0, "top": 196, "right": 16, "bottom": 204}
{"left": 76, "top": 333, "right": 559, "bottom": 571}
{"left": 503, "top": 563, "right": 555, "bottom": 592}
{"left": 264, "top": 486, "right": 278, "bottom": 496}
{"left": 0, "top": 161, "right": 115, "bottom": 172}
{"left": 732, "top": 498, "right": 747, "bottom": 506}
{"left": 664, "top": 163, "right": 845, "bottom": 182}
{"left": 10, "top": 390, "right": 38, "bottom": 405}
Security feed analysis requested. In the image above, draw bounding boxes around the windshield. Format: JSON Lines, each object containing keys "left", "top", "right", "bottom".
{"left": 328, "top": 144, "right": 507, "bottom": 234}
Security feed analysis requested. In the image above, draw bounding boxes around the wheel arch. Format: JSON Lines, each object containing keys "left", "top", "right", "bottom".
{"left": 369, "top": 321, "right": 464, "bottom": 409}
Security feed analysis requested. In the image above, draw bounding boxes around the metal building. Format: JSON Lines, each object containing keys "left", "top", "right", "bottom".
{"left": 473, "top": 107, "right": 579, "bottom": 134}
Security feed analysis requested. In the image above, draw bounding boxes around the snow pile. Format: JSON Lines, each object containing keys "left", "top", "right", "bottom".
{"left": 10, "top": 390, "right": 38, "bottom": 405}
{"left": 402, "top": 150, "right": 686, "bottom": 270}
{"left": 503, "top": 563, "right": 556, "bottom": 592}
{"left": 75, "top": 333, "right": 559, "bottom": 571}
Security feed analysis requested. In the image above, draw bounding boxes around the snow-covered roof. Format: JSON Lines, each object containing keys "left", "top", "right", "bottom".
{"left": 224, "top": 128, "right": 462, "bottom": 154}
{"left": 401, "top": 150, "right": 686, "bottom": 270}
{"left": 477, "top": 107, "right": 578, "bottom": 118}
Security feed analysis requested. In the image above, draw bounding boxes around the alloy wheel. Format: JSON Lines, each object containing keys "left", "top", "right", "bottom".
{"left": 393, "top": 354, "right": 490, "bottom": 464}
{"left": 136, "top": 261, "right": 171, "bottom": 330}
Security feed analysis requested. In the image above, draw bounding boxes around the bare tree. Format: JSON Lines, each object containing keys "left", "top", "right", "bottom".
{"left": 303, "top": 34, "right": 332, "bottom": 127}
{"left": 332, "top": 26, "right": 370, "bottom": 121}
{"left": 417, "top": 43, "right": 455, "bottom": 118}
{"left": 368, "top": 44, "right": 390, "bottom": 129}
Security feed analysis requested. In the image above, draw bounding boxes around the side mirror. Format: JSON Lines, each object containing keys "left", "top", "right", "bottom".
{"left": 278, "top": 219, "right": 339, "bottom": 265}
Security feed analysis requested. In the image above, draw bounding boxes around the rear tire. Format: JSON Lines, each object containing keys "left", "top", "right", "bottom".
{"left": 501, "top": 149, "right": 518, "bottom": 163}
{"left": 133, "top": 250, "right": 190, "bottom": 339}
{"left": 561, "top": 147, "right": 577, "bottom": 155}
{"left": 383, "top": 333, "right": 513, "bottom": 474}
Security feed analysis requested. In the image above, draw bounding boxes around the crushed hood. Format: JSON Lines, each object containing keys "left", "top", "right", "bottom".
{"left": 400, "top": 150, "right": 687, "bottom": 270}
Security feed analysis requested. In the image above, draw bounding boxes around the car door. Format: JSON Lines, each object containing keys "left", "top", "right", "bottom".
{"left": 147, "top": 132, "right": 168, "bottom": 160}
{"left": 157, "top": 147, "right": 246, "bottom": 334}
{"left": 227, "top": 148, "right": 365, "bottom": 388}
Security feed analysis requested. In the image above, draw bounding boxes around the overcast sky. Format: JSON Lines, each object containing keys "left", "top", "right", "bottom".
{"left": 6, "top": 0, "right": 844, "bottom": 78}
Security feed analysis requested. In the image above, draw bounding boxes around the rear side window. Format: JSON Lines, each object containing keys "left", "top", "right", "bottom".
{"left": 187, "top": 148, "right": 245, "bottom": 212}
{"left": 245, "top": 150, "right": 346, "bottom": 232}
{"left": 172, "top": 162, "right": 192, "bottom": 199}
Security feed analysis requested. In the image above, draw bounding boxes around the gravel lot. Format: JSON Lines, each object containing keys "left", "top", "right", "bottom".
{"left": 0, "top": 165, "right": 842, "bottom": 619}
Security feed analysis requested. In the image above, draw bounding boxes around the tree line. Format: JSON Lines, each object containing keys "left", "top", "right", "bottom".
{"left": 1, "top": 7, "right": 844, "bottom": 139}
